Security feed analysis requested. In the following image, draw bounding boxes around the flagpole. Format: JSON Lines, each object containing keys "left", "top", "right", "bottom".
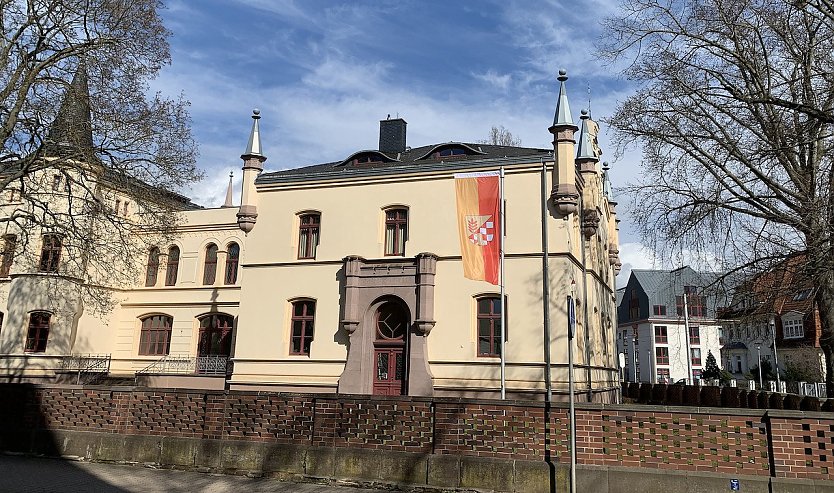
{"left": 540, "top": 160, "right": 552, "bottom": 402}
{"left": 499, "top": 166, "right": 506, "bottom": 400}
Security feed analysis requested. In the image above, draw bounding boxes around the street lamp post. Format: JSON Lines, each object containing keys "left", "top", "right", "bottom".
{"left": 769, "top": 317, "right": 781, "bottom": 391}
{"left": 631, "top": 335, "right": 637, "bottom": 382}
{"left": 755, "top": 344, "right": 762, "bottom": 388}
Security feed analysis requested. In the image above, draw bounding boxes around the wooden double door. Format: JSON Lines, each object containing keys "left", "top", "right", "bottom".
{"left": 372, "top": 301, "right": 408, "bottom": 396}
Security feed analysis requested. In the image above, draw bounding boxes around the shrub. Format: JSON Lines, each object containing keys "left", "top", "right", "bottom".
{"left": 666, "top": 384, "right": 684, "bottom": 406}
{"left": 652, "top": 384, "right": 668, "bottom": 405}
{"left": 768, "top": 393, "right": 784, "bottom": 410}
{"left": 822, "top": 399, "right": 834, "bottom": 412}
{"left": 683, "top": 385, "right": 701, "bottom": 406}
{"left": 721, "top": 387, "right": 740, "bottom": 408}
{"left": 638, "top": 384, "right": 653, "bottom": 404}
{"left": 701, "top": 386, "right": 721, "bottom": 407}
{"left": 800, "top": 396, "right": 821, "bottom": 412}
{"left": 747, "top": 390, "right": 759, "bottom": 409}
{"left": 755, "top": 391, "right": 767, "bottom": 409}
{"left": 627, "top": 383, "right": 640, "bottom": 399}
{"left": 783, "top": 394, "right": 801, "bottom": 410}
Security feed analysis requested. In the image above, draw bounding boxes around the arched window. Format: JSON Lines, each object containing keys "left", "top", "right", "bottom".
{"left": 203, "top": 243, "right": 218, "bottom": 285}
{"left": 290, "top": 300, "right": 315, "bottom": 355}
{"left": 225, "top": 242, "right": 240, "bottom": 285}
{"left": 139, "top": 314, "right": 173, "bottom": 355}
{"left": 198, "top": 313, "right": 234, "bottom": 356}
{"left": 164, "top": 246, "right": 179, "bottom": 286}
{"left": 145, "top": 247, "right": 160, "bottom": 287}
{"left": 298, "top": 213, "right": 320, "bottom": 259}
{"left": 25, "top": 312, "right": 51, "bottom": 353}
{"left": 384, "top": 208, "right": 408, "bottom": 256}
{"left": 0, "top": 234, "right": 16, "bottom": 277}
{"left": 38, "top": 234, "right": 62, "bottom": 272}
{"left": 477, "top": 296, "right": 503, "bottom": 357}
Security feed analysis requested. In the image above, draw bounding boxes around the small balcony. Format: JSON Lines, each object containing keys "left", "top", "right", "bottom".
{"left": 135, "top": 354, "right": 232, "bottom": 390}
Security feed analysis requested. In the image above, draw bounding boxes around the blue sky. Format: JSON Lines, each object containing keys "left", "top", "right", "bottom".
{"left": 151, "top": 0, "right": 660, "bottom": 284}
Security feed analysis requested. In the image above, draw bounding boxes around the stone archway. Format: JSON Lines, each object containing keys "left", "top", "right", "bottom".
{"left": 337, "top": 253, "right": 436, "bottom": 396}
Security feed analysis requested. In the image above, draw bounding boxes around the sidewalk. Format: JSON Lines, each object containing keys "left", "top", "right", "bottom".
{"left": 0, "top": 455, "right": 384, "bottom": 493}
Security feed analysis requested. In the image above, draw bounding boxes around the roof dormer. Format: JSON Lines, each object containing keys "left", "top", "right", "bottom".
{"left": 338, "top": 150, "right": 399, "bottom": 168}
{"left": 416, "top": 143, "right": 486, "bottom": 161}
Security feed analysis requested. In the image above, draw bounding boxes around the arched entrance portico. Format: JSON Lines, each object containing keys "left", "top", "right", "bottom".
{"left": 337, "top": 254, "right": 437, "bottom": 396}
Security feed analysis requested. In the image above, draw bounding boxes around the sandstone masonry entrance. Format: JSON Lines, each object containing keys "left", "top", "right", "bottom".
{"left": 337, "top": 254, "right": 437, "bottom": 396}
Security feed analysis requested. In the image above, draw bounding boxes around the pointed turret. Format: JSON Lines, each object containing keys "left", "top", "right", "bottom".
{"left": 43, "top": 63, "right": 95, "bottom": 160}
{"left": 576, "top": 110, "right": 601, "bottom": 238}
{"left": 576, "top": 109, "right": 599, "bottom": 167}
{"left": 237, "top": 109, "right": 267, "bottom": 234}
{"left": 223, "top": 172, "right": 234, "bottom": 208}
{"left": 548, "top": 70, "right": 580, "bottom": 216}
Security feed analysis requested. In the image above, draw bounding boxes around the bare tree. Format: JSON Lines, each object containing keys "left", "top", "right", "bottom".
{"left": 601, "top": 0, "right": 834, "bottom": 396}
{"left": 0, "top": 0, "right": 200, "bottom": 316}
{"left": 479, "top": 125, "right": 522, "bottom": 146}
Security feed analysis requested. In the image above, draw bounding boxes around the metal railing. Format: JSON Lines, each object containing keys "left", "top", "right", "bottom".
{"left": 136, "top": 355, "right": 231, "bottom": 376}
{"left": 59, "top": 354, "right": 111, "bottom": 384}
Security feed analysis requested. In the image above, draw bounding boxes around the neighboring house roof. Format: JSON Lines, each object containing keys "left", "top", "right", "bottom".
{"left": 256, "top": 143, "right": 552, "bottom": 185}
{"left": 618, "top": 266, "right": 733, "bottom": 323}
{"left": 720, "top": 254, "right": 815, "bottom": 320}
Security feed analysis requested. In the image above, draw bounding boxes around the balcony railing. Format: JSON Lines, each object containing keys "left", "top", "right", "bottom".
{"left": 59, "top": 354, "right": 111, "bottom": 384}
{"left": 136, "top": 355, "right": 232, "bottom": 376}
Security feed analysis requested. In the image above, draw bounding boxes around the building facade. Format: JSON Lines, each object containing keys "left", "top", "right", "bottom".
{"left": 719, "top": 255, "right": 828, "bottom": 382}
{"left": 0, "top": 72, "right": 622, "bottom": 401}
{"left": 616, "top": 267, "right": 725, "bottom": 383}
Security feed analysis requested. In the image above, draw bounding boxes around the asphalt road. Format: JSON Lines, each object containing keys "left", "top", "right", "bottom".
{"left": 0, "top": 455, "right": 384, "bottom": 493}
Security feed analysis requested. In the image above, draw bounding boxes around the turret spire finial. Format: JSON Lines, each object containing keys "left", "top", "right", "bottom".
{"left": 243, "top": 108, "right": 263, "bottom": 157}
{"left": 576, "top": 109, "right": 598, "bottom": 162}
{"left": 552, "top": 69, "right": 575, "bottom": 128}
{"left": 223, "top": 171, "right": 234, "bottom": 208}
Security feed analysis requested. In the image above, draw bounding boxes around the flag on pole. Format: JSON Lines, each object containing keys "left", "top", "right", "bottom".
{"left": 454, "top": 171, "right": 501, "bottom": 285}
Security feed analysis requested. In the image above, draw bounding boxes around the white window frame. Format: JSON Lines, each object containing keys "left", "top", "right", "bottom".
{"left": 782, "top": 315, "right": 804, "bottom": 339}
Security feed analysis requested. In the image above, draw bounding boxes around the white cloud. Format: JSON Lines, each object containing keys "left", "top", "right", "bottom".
{"left": 473, "top": 70, "right": 512, "bottom": 90}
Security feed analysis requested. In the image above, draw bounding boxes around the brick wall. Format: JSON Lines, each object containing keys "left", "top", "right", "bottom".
{"left": 0, "top": 384, "right": 831, "bottom": 482}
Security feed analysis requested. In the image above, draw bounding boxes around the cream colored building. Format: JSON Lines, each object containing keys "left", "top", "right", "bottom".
{"left": 0, "top": 72, "right": 622, "bottom": 401}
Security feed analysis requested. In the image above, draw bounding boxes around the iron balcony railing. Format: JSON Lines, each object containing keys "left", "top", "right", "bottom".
{"left": 59, "top": 354, "right": 112, "bottom": 384}
{"left": 136, "top": 354, "right": 232, "bottom": 376}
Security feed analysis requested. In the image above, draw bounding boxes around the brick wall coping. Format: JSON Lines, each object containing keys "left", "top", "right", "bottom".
{"left": 24, "top": 384, "right": 832, "bottom": 418}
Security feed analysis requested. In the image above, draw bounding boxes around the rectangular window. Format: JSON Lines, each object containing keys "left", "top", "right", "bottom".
{"left": 298, "top": 213, "right": 320, "bottom": 259}
{"left": 0, "top": 235, "right": 16, "bottom": 277}
{"left": 628, "top": 290, "right": 639, "bottom": 320}
{"left": 691, "top": 348, "right": 702, "bottom": 366}
{"left": 384, "top": 208, "right": 408, "bottom": 256}
{"left": 783, "top": 318, "right": 804, "bottom": 339}
{"left": 676, "top": 291, "right": 706, "bottom": 318}
{"left": 652, "top": 305, "right": 667, "bottom": 316}
{"left": 656, "top": 347, "right": 669, "bottom": 365}
{"left": 657, "top": 368, "right": 670, "bottom": 383}
{"left": 25, "top": 312, "right": 50, "bottom": 353}
{"left": 689, "top": 326, "right": 700, "bottom": 345}
{"left": 654, "top": 325, "right": 668, "bottom": 344}
{"left": 52, "top": 174, "right": 62, "bottom": 191}
{"left": 693, "top": 369, "right": 703, "bottom": 380}
{"left": 38, "top": 234, "right": 62, "bottom": 273}
{"left": 477, "top": 296, "right": 503, "bottom": 357}
{"left": 290, "top": 300, "right": 315, "bottom": 355}
{"left": 139, "top": 315, "right": 172, "bottom": 356}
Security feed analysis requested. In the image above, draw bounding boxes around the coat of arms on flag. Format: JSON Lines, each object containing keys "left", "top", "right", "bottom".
{"left": 454, "top": 171, "right": 501, "bottom": 285}
{"left": 466, "top": 215, "right": 494, "bottom": 246}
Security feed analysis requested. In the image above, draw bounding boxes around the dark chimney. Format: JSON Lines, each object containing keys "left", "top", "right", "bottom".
{"left": 379, "top": 117, "right": 407, "bottom": 154}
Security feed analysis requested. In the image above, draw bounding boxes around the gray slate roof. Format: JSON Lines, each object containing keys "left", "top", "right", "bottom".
{"left": 257, "top": 143, "right": 552, "bottom": 185}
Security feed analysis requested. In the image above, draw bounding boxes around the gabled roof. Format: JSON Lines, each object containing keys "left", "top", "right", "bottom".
{"left": 257, "top": 143, "right": 551, "bottom": 185}
{"left": 626, "top": 266, "right": 730, "bottom": 318}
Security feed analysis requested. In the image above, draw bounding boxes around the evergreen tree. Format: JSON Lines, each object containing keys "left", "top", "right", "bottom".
{"left": 702, "top": 350, "right": 720, "bottom": 380}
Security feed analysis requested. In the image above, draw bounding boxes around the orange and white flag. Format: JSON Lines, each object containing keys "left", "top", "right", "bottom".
{"left": 454, "top": 171, "right": 501, "bottom": 285}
